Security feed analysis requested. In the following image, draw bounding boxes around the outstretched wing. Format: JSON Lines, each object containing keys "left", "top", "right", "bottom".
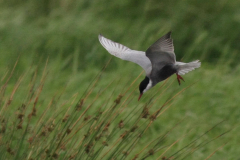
{"left": 99, "top": 34, "right": 152, "bottom": 75}
{"left": 146, "top": 32, "right": 176, "bottom": 68}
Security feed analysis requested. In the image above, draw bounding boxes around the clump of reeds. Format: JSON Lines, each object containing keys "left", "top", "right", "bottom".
{"left": 0, "top": 58, "right": 228, "bottom": 160}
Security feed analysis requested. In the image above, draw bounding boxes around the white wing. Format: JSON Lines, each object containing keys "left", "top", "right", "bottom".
{"left": 175, "top": 60, "right": 201, "bottom": 75}
{"left": 99, "top": 34, "right": 152, "bottom": 75}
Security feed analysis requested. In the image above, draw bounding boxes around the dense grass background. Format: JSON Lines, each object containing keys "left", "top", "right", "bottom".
{"left": 0, "top": 0, "right": 240, "bottom": 159}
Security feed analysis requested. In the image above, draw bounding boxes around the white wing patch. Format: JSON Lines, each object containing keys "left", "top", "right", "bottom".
{"left": 176, "top": 60, "right": 201, "bottom": 75}
{"left": 143, "top": 79, "right": 153, "bottom": 93}
{"left": 99, "top": 34, "right": 152, "bottom": 75}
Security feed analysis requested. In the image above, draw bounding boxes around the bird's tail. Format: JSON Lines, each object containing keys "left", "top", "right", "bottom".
{"left": 176, "top": 60, "right": 201, "bottom": 75}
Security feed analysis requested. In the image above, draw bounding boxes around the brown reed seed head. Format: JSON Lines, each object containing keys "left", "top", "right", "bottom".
{"left": 47, "top": 124, "right": 55, "bottom": 132}
{"left": 1, "top": 118, "right": 5, "bottom": 123}
{"left": 62, "top": 115, "right": 69, "bottom": 122}
{"left": 57, "top": 133, "right": 62, "bottom": 140}
{"left": 150, "top": 114, "right": 157, "bottom": 121}
{"left": 45, "top": 149, "right": 50, "bottom": 154}
{"left": 76, "top": 99, "right": 84, "bottom": 111}
{"left": 66, "top": 128, "right": 71, "bottom": 134}
{"left": 95, "top": 134, "right": 102, "bottom": 141}
{"left": 40, "top": 130, "right": 47, "bottom": 137}
{"left": 102, "top": 141, "right": 108, "bottom": 146}
{"left": 60, "top": 145, "right": 66, "bottom": 151}
{"left": 162, "top": 156, "right": 172, "bottom": 160}
{"left": 84, "top": 134, "right": 89, "bottom": 138}
{"left": 132, "top": 154, "right": 139, "bottom": 160}
{"left": 103, "top": 122, "right": 110, "bottom": 131}
{"left": 118, "top": 120, "right": 124, "bottom": 129}
{"left": 7, "top": 147, "right": 14, "bottom": 155}
{"left": 1, "top": 124, "right": 6, "bottom": 133}
{"left": 7, "top": 99, "right": 12, "bottom": 105}
{"left": 69, "top": 154, "right": 77, "bottom": 159}
{"left": 52, "top": 152, "right": 59, "bottom": 159}
{"left": 122, "top": 151, "right": 129, "bottom": 156}
{"left": 28, "top": 136, "right": 34, "bottom": 144}
{"left": 32, "top": 107, "right": 37, "bottom": 116}
{"left": 130, "top": 125, "right": 138, "bottom": 132}
{"left": 17, "top": 122, "right": 23, "bottom": 129}
{"left": 94, "top": 111, "right": 102, "bottom": 120}
{"left": 21, "top": 103, "right": 26, "bottom": 109}
{"left": 120, "top": 131, "right": 128, "bottom": 138}
{"left": 27, "top": 113, "right": 32, "bottom": 120}
{"left": 85, "top": 143, "right": 94, "bottom": 153}
{"left": 84, "top": 115, "right": 91, "bottom": 121}
{"left": 17, "top": 113, "right": 24, "bottom": 120}
{"left": 148, "top": 149, "right": 154, "bottom": 155}
{"left": 114, "top": 94, "right": 123, "bottom": 104}
{"left": 142, "top": 106, "right": 149, "bottom": 118}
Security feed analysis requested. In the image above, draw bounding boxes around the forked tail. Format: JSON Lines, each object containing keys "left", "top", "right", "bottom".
{"left": 176, "top": 60, "right": 201, "bottom": 75}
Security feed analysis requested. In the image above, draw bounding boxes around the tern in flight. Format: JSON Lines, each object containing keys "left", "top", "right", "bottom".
{"left": 99, "top": 32, "right": 201, "bottom": 100}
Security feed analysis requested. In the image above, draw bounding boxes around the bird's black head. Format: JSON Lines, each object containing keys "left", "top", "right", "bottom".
{"left": 138, "top": 76, "right": 150, "bottom": 101}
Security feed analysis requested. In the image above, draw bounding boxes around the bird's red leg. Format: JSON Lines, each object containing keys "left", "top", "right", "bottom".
{"left": 176, "top": 73, "right": 184, "bottom": 85}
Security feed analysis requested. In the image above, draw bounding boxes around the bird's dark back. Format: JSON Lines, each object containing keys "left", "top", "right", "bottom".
{"left": 146, "top": 51, "right": 175, "bottom": 67}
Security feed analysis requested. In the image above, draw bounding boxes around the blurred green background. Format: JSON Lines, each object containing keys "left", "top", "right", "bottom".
{"left": 0, "top": 0, "right": 240, "bottom": 159}
{"left": 1, "top": 0, "right": 240, "bottom": 70}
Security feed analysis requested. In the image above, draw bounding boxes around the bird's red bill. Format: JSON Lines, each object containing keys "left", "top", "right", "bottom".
{"left": 138, "top": 93, "right": 143, "bottom": 101}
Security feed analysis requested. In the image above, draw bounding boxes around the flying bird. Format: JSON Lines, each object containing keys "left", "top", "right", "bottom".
{"left": 98, "top": 32, "right": 201, "bottom": 100}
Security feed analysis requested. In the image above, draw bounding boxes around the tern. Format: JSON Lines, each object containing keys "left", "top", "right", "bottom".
{"left": 98, "top": 32, "right": 201, "bottom": 100}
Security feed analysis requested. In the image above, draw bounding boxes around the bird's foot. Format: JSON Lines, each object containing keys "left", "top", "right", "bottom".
{"left": 176, "top": 73, "right": 184, "bottom": 85}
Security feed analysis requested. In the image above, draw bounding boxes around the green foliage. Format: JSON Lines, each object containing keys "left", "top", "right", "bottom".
{"left": 0, "top": 0, "right": 239, "bottom": 159}
{"left": 0, "top": 60, "right": 234, "bottom": 160}
{"left": 0, "top": 0, "right": 240, "bottom": 71}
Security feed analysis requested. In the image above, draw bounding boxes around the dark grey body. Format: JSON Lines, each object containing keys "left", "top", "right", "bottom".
{"left": 149, "top": 63, "right": 177, "bottom": 86}
{"left": 145, "top": 32, "right": 177, "bottom": 86}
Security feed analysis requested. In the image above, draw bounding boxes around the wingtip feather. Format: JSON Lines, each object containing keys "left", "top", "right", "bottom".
{"left": 167, "top": 31, "right": 172, "bottom": 38}
{"left": 98, "top": 34, "right": 103, "bottom": 41}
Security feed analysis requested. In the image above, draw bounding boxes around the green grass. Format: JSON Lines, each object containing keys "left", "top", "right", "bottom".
{"left": 0, "top": 0, "right": 240, "bottom": 69}
{"left": 0, "top": 59, "right": 238, "bottom": 159}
